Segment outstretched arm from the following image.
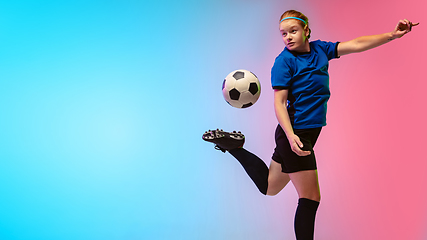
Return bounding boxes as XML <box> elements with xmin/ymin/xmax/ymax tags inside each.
<box><xmin>337</xmin><ymin>19</ymin><xmax>419</xmax><ymax>56</ymax></box>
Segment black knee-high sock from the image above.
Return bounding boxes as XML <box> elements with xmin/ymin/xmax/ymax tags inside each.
<box><xmin>228</xmin><ymin>148</ymin><xmax>269</xmax><ymax>195</ymax></box>
<box><xmin>294</xmin><ymin>198</ymin><xmax>320</xmax><ymax>240</ymax></box>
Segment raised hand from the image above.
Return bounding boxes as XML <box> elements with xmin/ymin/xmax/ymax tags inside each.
<box><xmin>393</xmin><ymin>19</ymin><xmax>419</xmax><ymax>38</ymax></box>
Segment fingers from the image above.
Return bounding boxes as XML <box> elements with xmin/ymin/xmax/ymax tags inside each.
<box><xmin>294</xmin><ymin>148</ymin><xmax>311</xmax><ymax>156</ymax></box>
<box><xmin>397</xmin><ymin>19</ymin><xmax>410</xmax><ymax>32</ymax></box>
<box><xmin>295</xmin><ymin>138</ymin><xmax>304</xmax><ymax>149</ymax></box>
<box><xmin>394</xmin><ymin>19</ymin><xmax>418</xmax><ymax>39</ymax></box>
<box><xmin>410</xmin><ymin>21</ymin><xmax>420</xmax><ymax>31</ymax></box>
<box><xmin>288</xmin><ymin>134</ymin><xmax>311</xmax><ymax>156</ymax></box>
<box><xmin>399</xmin><ymin>19</ymin><xmax>419</xmax><ymax>32</ymax></box>
<box><xmin>405</xmin><ymin>19</ymin><xmax>414</xmax><ymax>32</ymax></box>
<box><xmin>291</xmin><ymin>140</ymin><xmax>311</xmax><ymax>156</ymax></box>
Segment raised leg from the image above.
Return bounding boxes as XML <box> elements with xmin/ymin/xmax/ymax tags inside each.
<box><xmin>266</xmin><ymin>160</ymin><xmax>291</xmax><ymax>196</ymax></box>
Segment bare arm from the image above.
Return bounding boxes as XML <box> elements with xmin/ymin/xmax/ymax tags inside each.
<box><xmin>274</xmin><ymin>89</ymin><xmax>311</xmax><ymax>156</ymax></box>
<box><xmin>338</xmin><ymin>19</ymin><xmax>419</xmax><ymax>56</ymax></box>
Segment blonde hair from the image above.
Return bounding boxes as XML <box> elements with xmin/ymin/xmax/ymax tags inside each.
<box><xmin>280</xmin><ymin>10</ymin><xmax>311</xmax><ymax>39</ymax></box>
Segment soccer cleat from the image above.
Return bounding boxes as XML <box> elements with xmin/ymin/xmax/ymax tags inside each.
<box><xmin>202</xmin><ymin>129</ymin><xmax>245</xmax><ymax>152</ymax></box>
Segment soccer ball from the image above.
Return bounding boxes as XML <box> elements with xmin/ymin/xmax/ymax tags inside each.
<box><xmin>222</xmin><ymin>69</ymin><xmax>261</xmax><ymax>108</ymax></box>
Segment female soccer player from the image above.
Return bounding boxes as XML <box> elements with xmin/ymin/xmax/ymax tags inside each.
<box><xmin>203</xmin><ymin>10</ymin><xmax>418</xmax><ymax>240</ymax></box>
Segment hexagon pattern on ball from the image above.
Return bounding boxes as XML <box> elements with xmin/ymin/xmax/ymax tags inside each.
<box><xmin>222</xmin><ymin>69</ymin><xmax>261</xmax><ymax>108</ymax></box>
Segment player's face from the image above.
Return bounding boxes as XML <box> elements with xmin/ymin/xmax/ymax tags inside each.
<box><xmin>279</xmin><ymin>19</ymin><xmax>310</xmax><ymax>52</ymax></box>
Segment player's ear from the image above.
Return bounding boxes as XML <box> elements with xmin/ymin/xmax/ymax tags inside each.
<box><xmin>304</xmin><ymin>26</ymin><xmax>310</xmax><ymax>38</ymax></box>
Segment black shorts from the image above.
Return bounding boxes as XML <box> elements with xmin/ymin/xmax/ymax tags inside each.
<box><xmin>272</xmin><ymin>125</ymin><xmax>322</xmax><ymax>173</ymax></box>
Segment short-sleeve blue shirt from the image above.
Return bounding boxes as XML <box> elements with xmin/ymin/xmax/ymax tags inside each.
<box><xmin>271</xmin><ymin>40</ymin><xmax>339</xmax><ymax>129</ymax></box>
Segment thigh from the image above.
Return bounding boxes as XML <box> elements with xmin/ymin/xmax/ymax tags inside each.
<box><xmin>289</xmin><ymin>170</ymin><xmax>320</xmax><ymax>202</ymax></box>
<box><xmin>273</xmin><ymin>126</ymin><xmax>320</xmax><ymax>173</ymax></box>
<box><xmin>266</xmin><ymin>160</ymin><xmax>291</xmax><ymax>196</ymax></box>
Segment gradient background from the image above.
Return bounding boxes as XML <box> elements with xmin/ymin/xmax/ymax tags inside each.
<box><xmin>0</xmin><ymin>0</ymin><xmax>426</xmax><ymax>239</ymax></box>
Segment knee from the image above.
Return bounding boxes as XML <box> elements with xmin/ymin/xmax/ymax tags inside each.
<box><xmin>265</xmin><ymin>182</ymin><xmax>285</xmax><ymax>196</ymax></box>
<box><xmin>299</xmin><ymin>192</ymin><xmax>321</xmax><ymax>202</ymax></box>
<box><xmin>313</xmin><ymin>195</ymin><xmax>321</xmax><ymax>202</ymax></box>
<box><xmin>266</xmin><ymin>188</ymin><xmax>280</xmax><ymax>196</ymax></box>
<box><xmin>305</xmin><ymin>194</ymin><xmax>321</xmax><ymax>202</ymax></box>
<box><xmin>299</xmin><ymin>187</ymin><xmax>321</xmax><ymax>202</ymax></box>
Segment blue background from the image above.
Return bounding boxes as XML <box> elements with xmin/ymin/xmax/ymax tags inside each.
<box><xmin>0</xmin><ymin>1</ymin><xmax>293</xmax><ymax>239</ymax></box>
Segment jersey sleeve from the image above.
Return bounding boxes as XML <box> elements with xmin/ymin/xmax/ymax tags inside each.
<box><xmin>271</xmin><ymin>56</ymin><xmax>293</xmax><ymax>89</ymax></box>
<box><xmin>317</xmin><ymin>40</ymin><xmax>340</xmax><ymax>60</ymax></box>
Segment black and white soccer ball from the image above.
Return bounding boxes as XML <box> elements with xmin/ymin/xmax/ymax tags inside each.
<box><xmin>222</xmin><ymin>69</ymin><xmax>261</xmax><ymax>108</ymax></box>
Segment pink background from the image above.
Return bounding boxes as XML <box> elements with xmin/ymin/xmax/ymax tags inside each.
<box><xmin>263</xmin><ymin>0</ymin><xmax>427</xmax><ymax>239</ymax></box>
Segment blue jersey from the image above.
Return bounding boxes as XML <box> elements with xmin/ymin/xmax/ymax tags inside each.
<box><xmin>271</xmin><ymin>40</ymin><xmax>340</xmax><ymax>129</ymax></box>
